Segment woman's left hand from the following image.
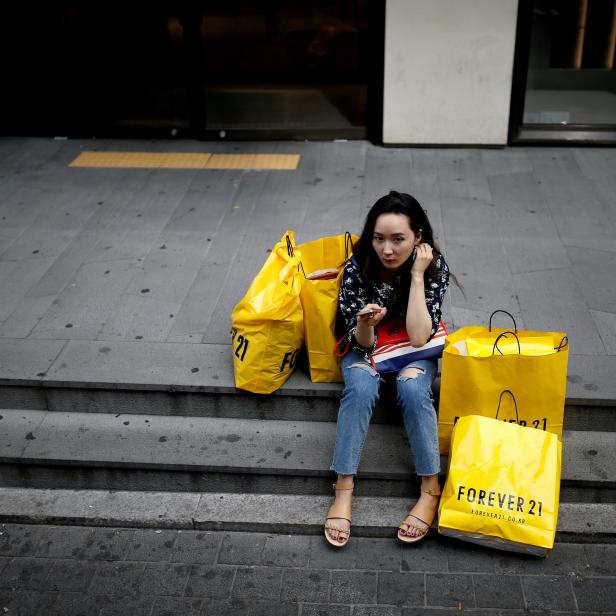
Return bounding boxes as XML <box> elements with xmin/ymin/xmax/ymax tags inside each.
<box><xmin>411</xmin><ymin>243</ymin><xmax>433</xmax><ymax>276</ymax></box>
<box><xmin>357</xmin><ymin>304</ymin><xmax>387</xmax><ymax>327</ymax></box>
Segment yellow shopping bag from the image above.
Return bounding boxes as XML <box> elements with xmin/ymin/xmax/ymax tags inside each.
<box><xmin>231</xmin><ymin>231</ymin><xmax>304</xmax><ymax>394</ymax></box>
<box><xmin>298</xmin><ymin>232</ymin><xmax>358</xmax><ymax>383</ymax></box>
<box><xmin>438</xmin><ymin>391</ymin><xmax>562</xmax><ymax>556</ymax></box>
<box><xmin>438</xmin><ymin>310</ymin><xmax>568</xmax><ymax>453</ymax></box>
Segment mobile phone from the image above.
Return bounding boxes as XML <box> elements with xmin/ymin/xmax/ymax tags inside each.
<box><xmin>357</xmin><ymin>306</ymin><xmax>375</xmax><ymax>317</ymax></box>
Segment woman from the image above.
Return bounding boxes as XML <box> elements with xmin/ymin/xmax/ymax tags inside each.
<box><xmin>325</xmin><ymin>191</ymin><xmax>450</xmax><ymax>547</ymax></box>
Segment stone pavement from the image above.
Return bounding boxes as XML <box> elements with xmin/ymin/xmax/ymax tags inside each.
<box><xmin>1</xmin><ymin>523</ymin><xmax>616</xmax><ymax>616</ymax></box>
<box><xmin>1</xmin><ymin>139</ymin><xmax>616</xmax><ymax>614</ymax></box>
<box><xmin>0</xmin><ymin>139</ymin><xmax>615</xmax><ymax>402</ymax></box>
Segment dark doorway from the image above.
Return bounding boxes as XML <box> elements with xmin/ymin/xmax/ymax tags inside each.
<box><xmin>1</xmin><ymin>1</ymin><xmax>384</xmax><ymax>141</ymax></box>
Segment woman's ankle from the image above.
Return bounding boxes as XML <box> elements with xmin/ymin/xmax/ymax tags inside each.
<box><xmin>420</xmin><ymin>475</ymin><xmax>440</xmax><ymax>494</ymax></box>
<box><xmin>336</xmin><ymin>474</ymin><xmax>354</xmax><ymax>489</ymax></box>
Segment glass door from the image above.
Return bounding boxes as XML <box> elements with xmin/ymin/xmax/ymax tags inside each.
<box><xmin>197</xmin><ymin>0</ymin><xmax>377</xmax><ymax>140</ymax></box>
<box><xmin>511</xmin><ymin>0</ymin><xmax>616</xmax><ymax>143</ymax></box>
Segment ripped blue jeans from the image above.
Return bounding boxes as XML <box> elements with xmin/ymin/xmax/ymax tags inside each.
<box><xmin>330</xmin><ymin>350</ymin><xmax>440</xmax><ymax>476</ymax></box>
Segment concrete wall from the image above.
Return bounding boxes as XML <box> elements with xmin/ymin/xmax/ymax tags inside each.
<box><xmin>383</xmin><ymin>0</ymin><xmax>519</xmax><ymax>145</ymax></box>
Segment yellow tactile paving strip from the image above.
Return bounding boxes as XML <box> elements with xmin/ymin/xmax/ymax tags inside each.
<box><xmin>206</xmin><ymin>153</ymin><xmax>300</xmax><ymax>170</ymax></box>
<box><xmin>69</xmin><ymin>151</ymin><xmax>300</xmax><ymax>170</ymax></box>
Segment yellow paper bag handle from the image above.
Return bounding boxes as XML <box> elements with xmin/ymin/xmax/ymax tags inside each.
<box><xmin>488</xmin><ymin>310</ymin><xmax>518</xmax><ymax>334</ymax></box>
<box><xmin>344</xmin><ymin>231</ymin><xmax>355</xmax><ymax>260</ymax></box>
<box><xmin>556</xmin><ymin>336</ymin><xmax>569</xmax><ymax>352</ymax></box>
<box><xmin>495</xmin><ymin>390</ymin><xmax>520</xmax><ymax>423</ymax></box>
<box><xmin>487</xmin><ymin>310</ymin><xmax>568</xmax><ymax>354</ymax></box>
<box><xmin>286</xmin><ymin>234</ymin><xmax>294</xmax><ymax>257</ymax></box>
<box><xmin>492</xmin><ymin>331</ymin><xmax>521</xmax><ymax>355</ymax></box>
<box><xmin>491</xmin><ymin>331</ymin><xmax>569</xmax><ymax>356</ymax></box>
<box><xmin>297</xmin><ymin>231</ymin><xmax>355</xmax><ymax>280</ymax></box>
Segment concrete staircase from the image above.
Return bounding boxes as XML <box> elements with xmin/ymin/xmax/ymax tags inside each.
<box><xmin>1</xmin><ymin>339</ymin><xmax>615</xmax><ymax>540</ymax></box>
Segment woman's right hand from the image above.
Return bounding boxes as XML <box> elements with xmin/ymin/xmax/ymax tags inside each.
<box><xmin>357</xmin><ymin>304</ymin><xmax>387</xmax><ymax>328</ymax></box>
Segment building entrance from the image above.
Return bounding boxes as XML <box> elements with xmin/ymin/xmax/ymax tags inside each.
<box><xmin>2</xmin><ymin>1</ymin><xmax>383</xmax><ymax>141</ymax></box>
<box><xmin>511</xmin><ymin>0</ymin><xmax>616</xmax><ymax>143</ymax></box>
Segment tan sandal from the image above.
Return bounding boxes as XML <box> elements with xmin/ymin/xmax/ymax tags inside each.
<box><xmin>398</xmin><ymin>486</ymin><xmax>441</xmax><ymax>544</ymax></box>
<box><xmin>324</xmin><ymin>481</ymin><xmax>354</xmax><ymax>548</ymax></box>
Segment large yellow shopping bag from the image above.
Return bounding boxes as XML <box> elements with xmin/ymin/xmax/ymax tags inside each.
<box><xmin>438</xmin><ymin>310</ymin><xmax>568</xmax><ymax>453</ymax></box>
<box><xmin>298</xmin><ymin>232</ymin><xmax>358</xmax><ymax>382</ymax></box>
<box><xmin>438</xmin><ymin>392</ymin><xmax>562</xmax><ymax>556</ymax></box>
<box><xmin>231</xmin><ymin>231</ymin><xmax>304</xmax><ymax>394</ymax></box>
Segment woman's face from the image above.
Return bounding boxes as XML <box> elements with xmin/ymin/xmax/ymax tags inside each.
<box><xmin>372</xmin><ymin>213</ymin><xmax>419</xmax><ymax>272</ymax></box>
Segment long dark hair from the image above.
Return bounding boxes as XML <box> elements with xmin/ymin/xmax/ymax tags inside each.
<box><xmin>354</xmin><ymin>191</ymin><xmax>443</xmax><ymax>287</ymax></box>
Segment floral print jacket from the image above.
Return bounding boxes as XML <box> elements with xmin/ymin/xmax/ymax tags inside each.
<box><xmin>338</xmin><ymin>254</ymin><xmax>449</xmax><ymax>358</ymax></box>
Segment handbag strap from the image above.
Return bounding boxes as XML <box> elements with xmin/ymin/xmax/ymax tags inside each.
<box><xmin>333</xmin><ymin>335</ymin><xmax>350</xmax><ymax>358</ymax></box>
<box><xmin>495</xmin><ymin>390</ymin><xmax>520</xmax><ymax>423</ymax></box>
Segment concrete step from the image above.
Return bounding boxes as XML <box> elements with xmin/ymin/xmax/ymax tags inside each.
<box><xmin>1</xmin><ymin>409</ymin><xmax>614</xmax><ymax>501</ymax></box>
<box><xmin>0</xmin><ymin>487</ymin><xmax>613</xmax><ymax>541</ymax></box>
<box><xmin>3</xmin><ymin>383</ymin><xmax>616</xmax><ymax>433</ymax></box>
<box><xmin>1</xmin><ymin>338</ymin><xmax>616</xmax><ymax>429</ymax></box>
